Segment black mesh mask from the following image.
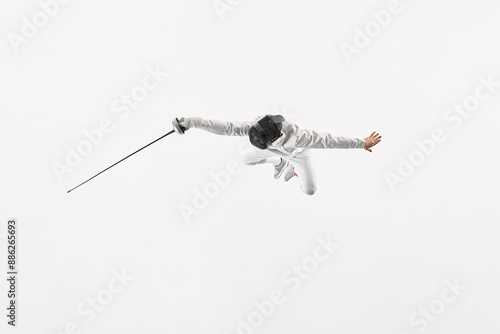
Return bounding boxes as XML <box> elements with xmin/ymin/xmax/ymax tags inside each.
<box><xmin>249</xmin><ymin>115</ymin><xmax>285</xmax><ymax>150</ymax></box>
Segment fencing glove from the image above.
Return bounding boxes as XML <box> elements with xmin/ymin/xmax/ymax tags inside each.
<box><xmin>172</xmin><ymin>117</ymin><xmax>188</xmax><ymax>135</ymax></box>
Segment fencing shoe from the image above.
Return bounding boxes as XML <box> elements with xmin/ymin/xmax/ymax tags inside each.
<box><xmin>274</xmin><ymin>158</ymin><xmax>288</xmax><ymax>179</ymax></box>
<box><xmin>283</xmin><ymin>164</ymin><xmax>298</xmax><ymax>182</ymax></box>
<box><xmin>274</xmin><ymin>159</ymin><xmax>298</xmax><ymax>181</ymax></box>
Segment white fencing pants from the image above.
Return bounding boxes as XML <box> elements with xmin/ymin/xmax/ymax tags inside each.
<box><xmin>242</xmin><ymin>148</ymin><xmax>317</xmax><ymax>195</ymax></box>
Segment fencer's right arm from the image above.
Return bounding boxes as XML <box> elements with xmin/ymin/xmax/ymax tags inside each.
<box><xmin>172</xmin><ymin>117</ymin><xmax>252</xmax><ymax>136</ymax></box>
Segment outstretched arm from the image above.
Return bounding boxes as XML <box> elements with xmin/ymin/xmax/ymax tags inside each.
<box><xmin>293</xmin><ymin>125</ymin><xmax>381</xmax><ymax>151</ymax></box>
<box><xmin>294</xmin><ymin>127</ymin><xmax>365</xmax><ymax>149</ymax></box>
<box><xmin>173</xmin><ymin>117</ymin><xmax>253</xmax><ymax>136</ymax></box>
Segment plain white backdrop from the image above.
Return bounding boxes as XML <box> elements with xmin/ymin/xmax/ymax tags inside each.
<box><xmin>1</xmin><ymin>0</ymin><xmax>500</xmax><ymax>333</ymax></box>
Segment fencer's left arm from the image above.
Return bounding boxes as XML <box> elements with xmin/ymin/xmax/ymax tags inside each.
<box><xmin>293</xmin><ymin>127</ymin><xmax>365</xmax><ymax>149</ymax></box>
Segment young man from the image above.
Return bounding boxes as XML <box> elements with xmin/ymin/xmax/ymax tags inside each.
<box><xmin>172</xmin><ymin>115</ymin><xmax>381</xmax><ymax>195</ymax></box>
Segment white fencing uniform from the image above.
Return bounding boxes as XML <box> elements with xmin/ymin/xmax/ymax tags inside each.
<box><xmin>181</xmin><ymin>116</ymin><xmax>365</xmax><ymax>195</ymax></box>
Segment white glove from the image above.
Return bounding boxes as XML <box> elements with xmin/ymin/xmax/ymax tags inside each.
<box><xmin>172</xmin><ymin>117</ymin><xmax>188</xmax><ymax>135</ymax></box>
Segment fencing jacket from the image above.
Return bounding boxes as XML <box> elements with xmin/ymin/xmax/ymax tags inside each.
<box><xmin>181</xmin><ymin>116</ymin><xmax>365</xmax><ymax>158</ymax></box>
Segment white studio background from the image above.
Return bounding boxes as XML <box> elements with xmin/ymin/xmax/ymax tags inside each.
<box><xmin>1</xmin><ymin>0</ymin><xmax>499</xmax><ymax>333</ymax></box>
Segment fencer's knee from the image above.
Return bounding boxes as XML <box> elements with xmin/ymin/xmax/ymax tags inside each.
<box><xmin>241</xmin><ymin>155</ymin><xmax>255</xmax><ymax>166</ymax></box>
<box><xmin>242</xmin><ymin>158</ymin><xmax>259</xmax><ymax>166</ymax></box>
<box><xmin>303</xmin><ymin>186</ymin><xmax>317</xmax><ymax>196</ymax></box>
<box><xmin>241</xmin><ymin>153</ymin><xmax>260</xmax><ymax>166</ymax></box>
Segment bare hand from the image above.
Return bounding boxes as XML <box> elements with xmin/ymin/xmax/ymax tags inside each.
<box><xmin>364</xmin><ymin>132</ymin><xmax>382</xmax><ymax>152</ymax></box>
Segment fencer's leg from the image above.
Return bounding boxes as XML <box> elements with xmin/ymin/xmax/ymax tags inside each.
<box><xmin>241</xmin><ymin>148</ymin><xmax>279</xmax><ymax>166</ymax></box>
<box><xmin>241</xmin><ymin>148</ymin><xmax>290</xmax><ymax>180</ymax></box>
<box><xmin>290</xmin><ymin>149</ymin><xmax>317</xmax><ymax>195</ymax></box>
<box><xmin>267</xmin><ymin>157</ymin><xmax>282</xmax><ymax>166</ymax></box>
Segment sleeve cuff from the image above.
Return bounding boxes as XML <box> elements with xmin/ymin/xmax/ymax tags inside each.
<box><xmin>358</xmin><ymin>138</ymin><xmax>365</xmax><ymax>149</ymax></box>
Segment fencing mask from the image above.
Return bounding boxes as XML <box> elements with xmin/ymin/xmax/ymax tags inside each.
<box><xmin>249</xmin><ymin>115</ymin><xmax>285</xmax><ymax>150</ymax></box>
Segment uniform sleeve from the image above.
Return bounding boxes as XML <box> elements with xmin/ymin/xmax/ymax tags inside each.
<box><xmin>294</xmin><ymin>127</ymin><xmax>365</xmax><ymax>149</ymax></box>
<box><xmin>182</xmin><ymin>117</ymin><xmax>253</xmax><ymax>136</ymax></box>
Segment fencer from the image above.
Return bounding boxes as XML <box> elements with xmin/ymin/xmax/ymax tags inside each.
<box><xmin>172</xmin><ymin>115</ymin><xmax>381</xmax><ymax>195</ymax></box>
